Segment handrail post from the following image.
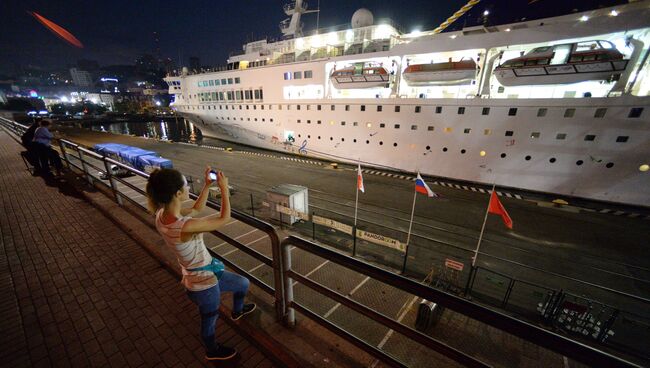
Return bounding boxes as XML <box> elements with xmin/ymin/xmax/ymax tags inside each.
<box><xmin>57</xmin><ymin>140</ymin><xmax>71</xmax><ymax>170</ymax></box>
<box><xmin>269</xmin><ymin>232</ymin><xmax>286</xmax><ymax>324</ymax></box>
<box><xmin>77</xmin><ymin>149</ymin><xmax>92</xmax><ymax>185</ymax></box>
<box><xmin>103</xmin><ymin>158</ymin><xmax>123</xmax><ymax>206</ymax></box>
<box><xmin>281</xmin><ymin>241</ymin><xmax>295</xmax><ymax>327</ymax></box>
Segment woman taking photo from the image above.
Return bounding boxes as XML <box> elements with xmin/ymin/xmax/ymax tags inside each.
<box><xmin>146</xmin><ymin>167</ymin><xmax>255</xmax><ymax>361</ymax></box>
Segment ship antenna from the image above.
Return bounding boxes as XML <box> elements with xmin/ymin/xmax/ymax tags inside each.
<box><xmin>432</xmin><ymin>0</ymin><xmax>481</xmax><ymax>34</ymax></box>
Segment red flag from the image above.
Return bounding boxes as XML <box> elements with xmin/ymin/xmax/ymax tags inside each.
<box><xmin>357</xmin><ymin>164</ymin><xmax>364</xmax><ymax>193</ymax></box>
<box><xmin>488</xmin><ymin>191</ymin><xmax>513</xmax><ymax>229</ymax></box>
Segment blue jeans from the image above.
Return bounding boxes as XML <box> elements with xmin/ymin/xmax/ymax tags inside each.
<box><xmin>186</xmin><ymin>271</ymin><xmax>250</xmax><ymax>351</ymax></box>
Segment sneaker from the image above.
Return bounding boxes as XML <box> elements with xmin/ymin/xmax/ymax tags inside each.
<box><xmin>205</xmin><ymin>345</ymin><xmax>237</xmax><ymax>361</ymax></box>
<box><xmin>231</xmin><ymin>303</ymin><xmax>256</xmax><ymax>321</ymax></box>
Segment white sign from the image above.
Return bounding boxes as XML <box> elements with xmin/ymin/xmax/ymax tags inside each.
<box><xmin>276</xmin><ymin>204</ymin><xmax>310</xmax><ymax>221</ymax></box>
<box><xmin>356</xmin><ymin>229</ymin><xmax>404</xmax><ymax>252</ymax></box>
<box><xmin>312</xmin><ymin>215</ymin><xmax>353</xmax><ymax>235</ymax></box>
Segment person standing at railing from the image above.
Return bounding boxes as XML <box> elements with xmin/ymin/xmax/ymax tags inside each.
<box><xmin>32</xmin><ymin>119</ymin><xmax>63</xmax><ymax>176</ymax></box>
<box><xmin>146</xmin><ymin>167</ymin><xmax>256</xmax><ymax>362</ymax></box>
<box><xmin>20</xmin><ymin>119</ymin><xmax>42</xmax><ymax>173</ymax></box>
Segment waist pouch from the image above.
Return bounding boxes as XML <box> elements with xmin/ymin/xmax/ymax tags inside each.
<box><xmin>187</xmin><ymin>258</ymin><xmax>224</xmax><ymax>279</ymax></box>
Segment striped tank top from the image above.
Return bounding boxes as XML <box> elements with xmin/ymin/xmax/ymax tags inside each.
<box><xmin>155</xmin><ymin>209</ymin><xmax>217</xmax><ymax>291</ymax></box>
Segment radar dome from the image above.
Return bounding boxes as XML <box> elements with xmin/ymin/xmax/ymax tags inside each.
<box><xmin>351</xmin><ymin>8</ymin><xmax>373</xmax><ymax>28</ymax></box>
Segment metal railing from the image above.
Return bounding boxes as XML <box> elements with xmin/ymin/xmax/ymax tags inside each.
<box><xmin>0</xmin><ymin>116</ymin><xmax>642</xmax><ymax>367</ymax></box>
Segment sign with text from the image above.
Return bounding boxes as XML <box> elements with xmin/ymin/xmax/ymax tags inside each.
<box><xmin>312</xmin><ymin>215</ymin><xmax>353</xmax><ymax>235</ymax></box>
<box><xmin>356</xmin><ymin>229</ymin><xmax>404</xmax><ymax>252</ymax></box>
<box><xmin>444</xmin><ymin>258</ymin><xmax>464</xmax><ymax>272</ymax></box>
<box><xmin>276</xmin><ymin>204</ymin><xmax>310</xmax><ymax>221</ymax></box>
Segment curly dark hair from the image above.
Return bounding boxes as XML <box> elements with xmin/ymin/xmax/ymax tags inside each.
<box><xmin>146</xmin><ymin>168</ymin><xmax>185</xmax><ymax>212</ymax></box>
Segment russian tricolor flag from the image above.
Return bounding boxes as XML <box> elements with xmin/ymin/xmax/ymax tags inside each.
<box><xmin>415</xmin><ymin>173</ymin><xmax>438</xmax><ymax>197</ymax></box>
<box><xmin>357</xmin><ymin>163</ymin><xmax>364</xmax><ymax>193</ymax></box>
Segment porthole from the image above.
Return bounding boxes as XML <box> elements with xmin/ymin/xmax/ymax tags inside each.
<box><xmin>500</xmin><ymin>153</ymin><xmax>506</xmax><ymax>158</ymax></box>
<box><xmin>341</xmin><ymin>138</ymin><xmax>345</xmax><ymax>142</ymax></box>
<box><xmin>379</xmin><ymin>141</ymin><xmax>383</xmax><ymax>145</ymax></box>
<box><xmin>298</xmin><ymin>134</ymin><xmax>301</xmax><ymax>138</ymax></box>
<box><xmin>576</xmin><ymin>160</ymin><xmax>583</xmax><ymax>166</ymax></box>
<box><xmin>393</xmin><ymin>143</ymin><xmax>398</xmax><ymax>147</ymax></box>
<box><xmin>525</xmin><ymin>155</ymin><xmax>531</xmax><ymax>161</ymax></box>
<box><xmin>308</xmin><ymin>135</ymin><xmax>311</xmax><ymax>138</ymax></box>
<box><xmin>366</xmin><ymin>140</ymin><xmax>370</xmax><ymax>144</ymax></box>
<box><xmin>330</xmin><ymin>137</ymin><xmax>333</xmax><ymax>140</ymax></box>
<box><xmin>461</xmin><ymin>149</ymin><xmax>466</xmax><ymax>154</ymax></box>
<box><xmin>318</xmin><ymin>136</ymin><xmax>321</xmax><ymax>139</ymax></box>
<box><xmin>549</xmin><ymin>157</ymin><xmax>556</xmax><ymax>163</ymax></box>
<box><xmin>353</xmin><ymin>139</ymin><xmax>357</xmax><ymax>143</ymax></box>
<box><xmin>426</xmin><ymin>145</ymin><xmax>431</xmax><ymax>150</ymax></box>
<box><xmin>442</xmin><ymin>147</ymin><xmax>448</xmax><ymax>152</ymax></box>
<box><xmin>606</xmin><ymin>162</ymin><xmax>614</xmax><ymax>168</ymax></box>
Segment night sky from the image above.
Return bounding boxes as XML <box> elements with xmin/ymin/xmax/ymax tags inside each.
<box><xmin>0</xmin><ymin>0</ymin><xmax>626</xmax><ymax>76</ymax></box>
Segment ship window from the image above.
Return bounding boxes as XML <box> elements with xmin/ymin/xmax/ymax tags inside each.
<box><xmin>393</xmin><ymin>143</ymin><xmax>398</xmax><ymax>147</ymax></box>
<box><xmin>330</xmin><ymin>137</ymin><xmax>334</xmax><ymax>140</ymax></box>
<box><xmin>353</xmin><ymin>122</ymin><xmax>358</xmax><ymax>126</ymax></box>
<box><xmin>616</xmin><ymin>136</ymin><xmax>628</xmax><ymax>142</ymax></box>
<box><xmin>628</xmin><ymin>107</ymin><xmax>643</xmax><ymax>118</ymax></box>
<box><xmin>394</xmin><ymin>106</ymin><xmax>400</xmax><ymax>112</ymax></box>
<box><xmin>508</xmin><ymin>108</ymin><xmax>518</xmax><ymax>116</ymax></box>
<box><xmin>594</xmin><ymin>108</ymin><xmax>607</xmax><ymax>118</ymax></box>
<box><xmin>294</xmin><ymin>71</ymin><xmax>302</xmax><ymax>79</ymax></box>
<box><xmin>415</xmin><ymin>106</ymin><xmax>421</xmax><ymax>113</ymax></box>
<box><xmin>457</xmin><ymin>107</ymin><xmax>465</xmax><ymax>114</ymax></box>
<box><xmin>537</xmin><ymin>108</ymin><xmax>547</xmax><ymax>117</ymax></box>
<box><xmin>606</xmin><ymin>162</ymin><xmax>614</xmax><ymax>168</ymax></box>
<box><xmin>366</xmin><ymin>140</ymin><xmax>370</xmax><ymax>144</ymax></box>
<box><xmin>380</xmin><ymin>123</ymin><xmax>385</xmax><ymax>128</ymax></box>
<box><xmin>246</xmin><ymin>105</ymin><xmax>250</xmax><ymax>110</ymax></box>
<box><xmin>377</xmin><ymin>105</ymin><xmax>383</xmax><ymax>112</ymax></box>
<box><xmin>228</xmin><ymin>78</ymin><xmax>233</xmax><ymax>84</ymax></box>
<box><xmin>498</xmin><ymin>86</ymin><xmax>505</xmax><ymax>93</ymax></box>
<box><xmin>584</xmin><ymin>135</ymin><xmax>596</xmax><ymax>141</ymax></box>
<box><xmin>341</xmin><ymin>121</ymin><xmax>346</xmax><ymax>126</ymax></box>
<box><xmin>239</xmin><ymin>105</ymin><xmax>242</xmax><ymax>110</ymax></box>
<box><xmin>342</xmin><ymin>138</ymin><xmax>345</xmax><ymax>142</ymax></box>
<box><xmin>345</xmin><ymin>105</ymin><xmax>350</xmax><ymax>111</ymax></box>
<box><xmin>556</xmin><ymin>133</ymin><xmax>567</xmax><ymax>140</ymax></box>
<box><xmin>235</xmin><ymin>77</ymin><xmax>241</xmax><ymax>84</ymax></box>
<box><xmin>297</xmin><ymin>119</ymin><xmax>301</xmax><ymax>123</ymax></box>
<box><xmin>576</xmin><ymin>160</ymin><xmax>583</xmax><ymax>166</ymax></box>
<box><xmin>500</xmin><ymin>153</ymin><xmax>506</xmax><ymax>158</ymax></box>
<box><xmin>531</xmin><ymin>132</ymin><xmax>540</xmax><ymax>139</ymax></box>
<box><xmin>564</xmin><ymin>108</ymin><xmax>575</xmax><ymax>118</ymax></box>
<box><xmin>394</xmin><ymin>124</ymin><xmax>400</xmax><ymax>129</ymax></box>
<box><xmin>428</xmin><ymin>126</ymin><xmax>434</xmax><ymax>131</ymax></box>
<box><xmin>221</xmin><ymin>79</ymin><xmax>227</xmax><ymax>84</ymax></box>
<box><xmin>254</xmin><ymin>105</ymin><xmax>257</xmax><ymax>110</ymax></box>
<box><xmin>379</xmin><ymin>141</ymin><xmax>383</xmax><ymax>145</ymax></box>
<box><xmin>505</xmin><ymin>130</ymin><xmax>514</xmax><ymax>136</ymax></box>
<box><xmin>353</xmin><ymin>139</ymin><xmax>357</xmax><ymax>143</ymax></box>
<box><xmin>484</xmin><ymin>129</ymin><xmax>491</xmax><ymax>135</ymax></box>
<box><xmin>361</xmin><ymin>105</ymin><xmax>365</xmax><ymax>111</ymax></box>
<box><xmin>444</xmin><ymin>127</ymin><xmax>453</xmax><ymax>133</ymax></box>
<box><xmin>287</xmin><ymin>105</ymin><xmax>290</xmax><ymax>110</ymax></box>
<box><xmin>525</xmin><ymin>155</ymin><xmax>531</xmax><ymax>161</ymax></box>
<box><xmin>435</xmin><ymin>106</ymin><xmax>442</xmax><ymax>114</ymax></box>
<box><xmin>318</xmin><ymin>136</ymin><xmax>321</xmax><ymax>139</ymax></box>
<box><xmin>297</xmin><ymin>105</ymin><xmax>301</xmax><ymax>110</ymax></box>
<box><xmin>271</xmin><ymin>118</ymin><xmax>274</xmax><ymax>122</ymax></box>
<box><xmin>411</xmin><ymin>125</ymin><xmax>417</xmax><ymax>130</ymax></box>
<box><xmin>549</xmin><ymin>157</ymin><xmax>556</xmax><ymax>163</ymax></box>
<box><xmin>278</xmin><ymin>104</ymin><xmax>282</xmax><ymax>110</ymax></box>
<box><xmin>304</xmin><ymin>70</ymin><xmax>313</xmax><ymax>78</ymax></box>
<box><xmin>461</xmin><ymin>149</ymin><xmax>466</xmax><ymax>154</ymax></box>
<box><xmin>442</xmin><ymin>147</ymin><xmax>448</xmax><ymax>152</ymax></box>
<box><xmin>331</xmin><ymin>105</ymin><xmax>335</xmax><ymax>111</ymax></box>
<box><xmin>367</xmin><ymin>123</ymin><xmax>372</xmax><ymax>128</ymax></box>
<box><xmin>307</xmin><ymin>120</ymin><xmax>311</xmax><ymax>124</ymax></box>
<box><xmin>426</xmin><ymin>145</ymin><xmax>430</xmax><ymax>150</ymax></box>
<box><xmin>464</xmin><ymin>128</ymin><xmax>471</xmax><ymax>134</ymax></box>
<box><xmin>317</xmin><ymin>120</ymin><xmax>321</xmax><ymax>124</ymax></box>
<box><xmin>482</xmin><ymin>107</ymin><xmax>490</xmax><ymax>115</ymax></box>
<box><xmin>215</xmin><ymin>80</ymin><xmax>220</xmax><ymax>86</ymax></box>
<box><xmin>209</xmin><ymin>80</ymin><xmax>214</xmax><ymax>86</ymax></box>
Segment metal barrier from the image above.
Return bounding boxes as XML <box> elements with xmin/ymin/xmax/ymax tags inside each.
<box><xmin>0</xmin><ymin>116</ymin><xmax>643</xmax><ymax>367</ymax></box>
<box><xmin>281</xmin><ymin>235</ymin><xmax>639</xmax><ymax>368</ymax></box>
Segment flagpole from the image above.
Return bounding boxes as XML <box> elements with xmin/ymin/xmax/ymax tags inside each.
<box><xmin>354</xmin><ymin>159</ymin><xmax>360</xmax><ymax>227</ymax></box>
<box><xmin>472</xmin><ymin>183</ymin><xmax>495</xmax><ymax>267</ymax></box>
<box><xmin>401</xmin><ymin>184</ymin><xmax>418</xmax><ymax>274</ymax></box>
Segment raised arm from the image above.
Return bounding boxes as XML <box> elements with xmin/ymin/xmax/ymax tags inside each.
<box><xmin>180</xmin><ymin>166</ymin><xmax>213</xmax><ymax>217</ymax></box>
<box><xmin>181</xmin><ymin>172</ymin><xmax>231</xmax><ymax>233</ymax></box>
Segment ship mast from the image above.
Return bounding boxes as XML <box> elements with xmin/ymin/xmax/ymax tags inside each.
<box><xmin>280</xmin><ymin>0</ymin><xmax>319</xmax><ymax>39</ymax></box>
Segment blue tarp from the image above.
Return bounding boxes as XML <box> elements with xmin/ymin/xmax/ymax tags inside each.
<box><xmin>137</xmin><ymin>155</ymin><xmax>173</xmax><ymax>169</ymax></box>
<box><xmin>118</xmin><ymin>148</ymin><xmax>157</xmax><ymax>168</ymax></box>
<box><xmin>94</xmin><ymin>143</ymin><xmax>129</xmax><ymax>156</ymax></box>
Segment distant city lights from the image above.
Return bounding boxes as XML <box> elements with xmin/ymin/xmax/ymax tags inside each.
<box><xmin>580</xmin><ymin>15</ymin><xmax>589</xmax><ymax>22</ymax></box>
<box><xmin>29</xmin><ymin>90</ymin><xmax>38</xmax><ymax>97</ymax></box>
<box><xmin>609</xmin><ymin>10</ymin><xmax>619</xmax><ymax>17</ymax></box>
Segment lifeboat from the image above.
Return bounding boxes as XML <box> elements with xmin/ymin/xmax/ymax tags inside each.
<box><xmin>494</xmin><ymin>40</ymin><xmax>629</xmax><ymax>86</ymax></box>
<box><xmin>330</xmin><ymin>62</ymin><xmax>390</xmax><ymax>89</ymax></box>
<box><xmin>402</xmin><ymin>59</ymin><xmax>477</xmax><ymax>85</ymax></box>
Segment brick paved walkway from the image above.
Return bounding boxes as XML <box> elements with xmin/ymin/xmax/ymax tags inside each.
<box><xmin>0</xmin><ymin>130</ymin><xmax>276</xmax><ymax>367</ymax></box>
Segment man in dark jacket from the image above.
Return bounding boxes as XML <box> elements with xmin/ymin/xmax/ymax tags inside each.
<box><xmin>20</xmin><ymin>120</ymin><xmax>42</xmax><ymax>173</ymax></box>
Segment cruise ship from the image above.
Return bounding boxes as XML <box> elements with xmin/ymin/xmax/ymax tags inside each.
<box><xmin>165</xmin><ymin>1</ymin><xmax>650</xmax><ymax>207</ymax></box>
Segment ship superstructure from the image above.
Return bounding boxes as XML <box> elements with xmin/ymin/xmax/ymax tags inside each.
<box><xmin>165</xmin><ymin>2</ymin><xmax>650</xmax><ymax>206</ymax></box>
